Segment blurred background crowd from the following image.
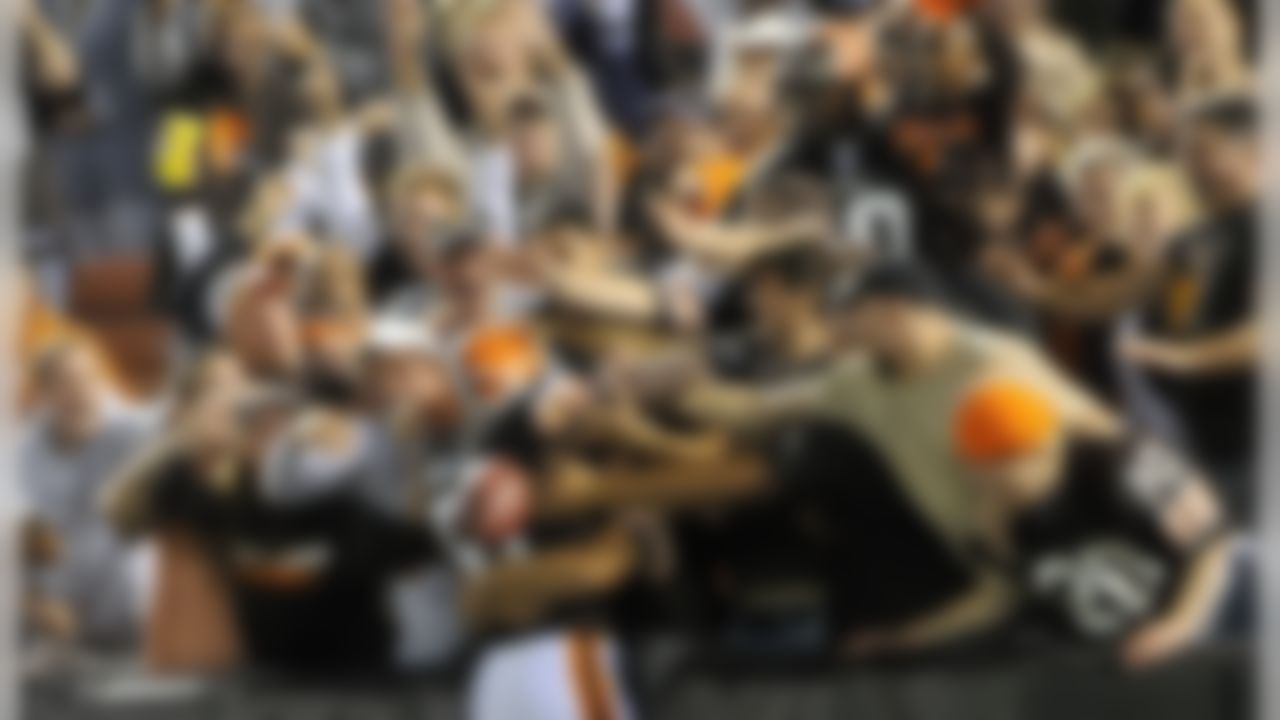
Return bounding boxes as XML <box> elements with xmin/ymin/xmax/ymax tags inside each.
<box><xmin>14</xmin><ymin>0</ymin><xmax>1260</xmax><ymax>715</ymax></box>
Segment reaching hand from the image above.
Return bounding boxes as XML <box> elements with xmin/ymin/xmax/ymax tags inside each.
<box><xmin>1121</xmin><ymin>618</ymin><xmax>1194</xmax><ymax>671</ymax></box>
<box><xmin>1119</xmin><ymin>335</ymin><xmax>1195</xmax><ymax>375</ymax></box>
<box><xmin>844</xmin><ymin>627</ymin><xmax>907</xmax><ymax>660</ymax></box>
<box><xmin>384</xmin><ymin>0</ymin><xmax>428</xmax><ymax>60</ymax></box>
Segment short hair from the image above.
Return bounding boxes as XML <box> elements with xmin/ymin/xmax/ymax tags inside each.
<box><xmin>742</xmin><ymin>245</ymin><xmax>830</xmax><ymax>292</ymax></box>
<box><xmin>31</xmin><ymin>339</ymin><xmax>82</xmax><ymax>389</ymax></box>
<box><xmin>1185</xmin><ymin>93</ymin><xmax>1257</xmax><ymax>139</ymax></box>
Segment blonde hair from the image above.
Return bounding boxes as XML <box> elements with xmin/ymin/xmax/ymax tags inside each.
<box><xmin>389</xmin><ymin>165</ymin><xmax>466</xmax><ymax>215</ymax></box>
<box><xmin>439</xmin><ymin>0</ymin><xmax>519</xmax><ymax>58</ymax></box>
<box><xmin>1114</xmin><ymin>163</ymin><xmax>1202</xmax><ymax>251</ymax></box>
<box><xmin>1059</xmin><ymin>135</ymin><xmax>1141</xmax><ymax>197</ymax></box>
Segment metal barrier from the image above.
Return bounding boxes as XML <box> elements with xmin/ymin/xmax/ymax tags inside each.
<box><xmin>24</xmin><ymin>643</ymin><xmax>1248</xmax><ymax>720</ymax></box>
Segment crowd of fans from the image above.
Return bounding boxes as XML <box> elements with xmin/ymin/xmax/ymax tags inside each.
<box><xmin>16</xmin><ymin>0</ymin><xmax>1259</xmax><ymax>715</ymax></box>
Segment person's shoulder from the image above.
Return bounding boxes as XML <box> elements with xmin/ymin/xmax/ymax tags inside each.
<box><xmin>822</xmin><ymin>352</ymin><xmax>874</xmax><ymax>383</ymax></box>
<box><xmin>17</xmin><ymin>419</ymin><xmax>51</xmax><ymax>464</ymax></box>
<box><xmin>962</xmin><ymin>321</ymin><xmax>1039</xmax><ymax>363</ymax></box>
<box><xmin>101</xmin><ymin>401</ymin><xmax>162</xmax><ymax>447</ymax></box>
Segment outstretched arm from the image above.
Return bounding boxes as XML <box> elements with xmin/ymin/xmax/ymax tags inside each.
<box><xmin>1122</xmin><ymin>320</ymin><xmax>1259</xmax><ymax>377</ymax></box>
<box><xmin>539</xmin><ymin>453</ymin><xmax>766</xmax><ymax>519</ymax></box>
<box><xmin>383</xmin><ymin>0</ymin><xmax>469</xmax><ymax>181</ymax></box>
<box><xmin>1122</xmin><ymin>456</ymin><xmax>1234</xmax><ymax>670</ymax></box>
<box><xmin>462</xmin><ymin>522</ymin><xmax>638</xmax><ymax>630</ymax></box>
<box><xmin>100</xmin><ymin>433</ymin><xmax>183</xmax><ymax>537</ymax></box>
<box><xmin>846</xmin><ymin>570</ymin><xmax>1014</xmax><ymax>658</ymax></box>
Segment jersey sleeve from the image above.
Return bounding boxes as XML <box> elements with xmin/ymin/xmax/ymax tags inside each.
<box><xmin>1122</xmin><ymin>440</ymin><xmax>1196</xmax><ymax>511</ymax></box>
<box><xmin>1120</xmin><ymin>439</ymin><xmax>1228</xmax><ymax>552</ymax></box>
<box><xmin>758</xmin><ymin>355</ymin><xmax>874</xmax><ymax>426</ymax></box>
<box><xmin>148</xmin><ymin>461</ymin><xmax>221</xmax><ymax>534</ymax></box>
<box><xmin>340</xmin><ymin>500</ymin><xmax>441</xmax><ymax>574</ymax></box>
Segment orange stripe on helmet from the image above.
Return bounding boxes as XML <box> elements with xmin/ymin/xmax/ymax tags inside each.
<box><xmin>953</xmin><ymin>378</ymin><xmax>1060</xmax><ymax>463</ymax></box>
<box><xmin>461</xmin><ymin>324</ymin><xmax>545</xmax><ymax>400</ymax></box>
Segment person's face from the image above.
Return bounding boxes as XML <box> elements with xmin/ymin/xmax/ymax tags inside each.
<box><xmin>308</xmin><ymin>325</ymin><xmax>365</xmax><ymax>379</ymax></box>
<box><xmin>241</xmin><ymin>403</ymin><xmax>293</xmax><ymax>461</ymax></box>
<box><xmin>841</xmin><ymin>298</ymin><xmax>929</xmax><ymax>361</ymax></box>
<box><xmin>205</xmin><ymin>353</ymin><xmax>249</xmax><ymax>399</ymax></box>
<box><xmin>261</xmin><ymin>244</ymin><xmax>312</xmax><ymax>296</ymax></box>
<box><xmin>510</xmin><ymin>117</ymin><xmax>562</xmax><ymax>180</ymax></box>
<box><xmin>666</xmin><ymin>116</ymin><xmax>717</xmax><ymax>161</ymax></box>
<box><xmin>369</xmin><ymin>352</ymin><xmax>457</xmax><ymax>423</ymax></box>
<box><xmin>368</xmin><ymin>353</ymin><xmax>416</xmax><ymax>411</ymax></box>
<box><xmin>1123</xmin><ymin>73</ymin><xmax>1175</xmax><ymax>142</ymax></box>
<box><xmin>1076</xmin><ymin>159</ymin><xmax>1127</xmax><ymax>236</ymax></box>
<box><xmin>749</xmin><ymin>277</ymin><xmax>817</xmax><ymax>344</ymax></box>
<box><xmin>968</xmin><ymin>439</ymin><xmax>1063</xmax><ymax>510</ymax></box>
<box><xmin>43</xmin><ymin>349</ymin><xmax>104</xmax><ymax>438</ymax></box>
<box><xmin>933</xmin><ymin>21</ymin><xmax>985</xmax><ymax>94</ymax></box>
<box><xmin>186</xmin><ymin>381</ymin><xmax>244</xmax><ymax>457</ymax></box>
<box><xmin>1119</xmin><ymin>175</ymin><xmax>1196</xmax><ymax>255</ymax></box>
<box><xmin>719</xmin><ymin>50</ymin><xmax>784</xmax><ymax>136</ymax></box>
<box><xmin>301</xmin><ymin>68</ymin><xmax>343</xmax><ymax>119</ymax></box>
<box><xmin>393</xmin><ymin>186</ymin><xmax>460</xmax><ymax>272</ymax></box>
<box><xmin>468</xmin><ymin>7</ymin><xmax>525</xmax><ymax>75</ymax></box>
<box><xmin>436</xmin><ymin>249</ymin><xmax>491</xmax><ymax>303</ymax></box>
<box><xmin>974</xmin><ymin>181</ymin><xmax>1022</xmax><ymax>237</ymax></box>
<box><xmin>1182</xmin><ymin>125</ymin><xmax>1257</xmax><ymax>206</ymax></box>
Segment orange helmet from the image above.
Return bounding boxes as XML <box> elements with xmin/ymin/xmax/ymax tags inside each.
<box><xmin>915</xmin><ymin>0</ymin><xmax>979</xmax><ymax>22</ymax></box>
<box><xmin>953</xmin><ymin>378</ymin><xmax>1060</xmax><ymax>463</ymax></box>
<box><xmin>461</xmin><ymin>324</ymin><xmax>545</xmax><ymax>402</ymax></box>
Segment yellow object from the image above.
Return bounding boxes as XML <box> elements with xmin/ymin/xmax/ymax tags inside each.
<box><xmin>154</xmin><ymin>112</ymin><xmax>206</xmax><ymax>192</ymax></box>
<box><xmin>462</xmin><ymin>324</ymin><xmax>544</xmax><ymax>400</ymax></box>
<box><xmin>694</xmin><ymin>152</ymin><xmax>749</xmax><ymax>218</ymax></box>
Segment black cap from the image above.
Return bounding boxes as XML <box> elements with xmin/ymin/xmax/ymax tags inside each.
<box><xmin>827</xmin><ymin>261</ymin><xmax>946</xmax><ymax>310</ymax></box>
<box><xmin>741</xmin><ymin>244</ymin><xmax>830</xmax><ymax>290</ymax></box>
<box><xmin>432</xmin><ymin>223</ymin><xmax>485</xmax><ymax>259</ymax></box>
<box><xmin>1186</xmin><ymin>93</ymin><xmax>1257</xmax><ymax>138</ymax></box>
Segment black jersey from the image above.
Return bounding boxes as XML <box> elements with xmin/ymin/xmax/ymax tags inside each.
<box><xmin>1142</xmin><ymin>206</ymin><xmax>1258</xmax><ymax>467</ymax></box>
<box><xmin>1006</xmin><ymin>439</ymin><xmax>1216</xmax><ymax>640</ymax></box>
<box><xmin>443</xmin><ymin>385</ymin><xmax>624</xmax><ymax>633</ymax></box>
<box><xmin>674</xmin><ymin>420</ymin><xmax>971</xmax><ymax>642</ymax></box>
<box><xmin>149</xmin><ymin>457</ymin><xmax>438</xmax><ymax>675</ymax></box>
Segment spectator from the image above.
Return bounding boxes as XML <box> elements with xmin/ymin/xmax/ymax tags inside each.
<box><xmin>20</xmin><ymin>340</ymin><xmax>153</xmax><ymax>652</ymax></box>
<box><xmin>104</xmin><ymin>352</ymin><xmax>441</xmax><ymax>676</ymax></box>
<box><xmin>1123</xmin><ymin>95</ymin><xmax>1259</xmax><ymax>516</ymax></box>
<box><xmin>13</xmin><ymin>0</ymin><xmax>1261</xmax><ymax>705</ymax></box>
<box><xmin>938</xmin><ymin>379</ymin><xmax>1240</xmax><ymax>670</ymax></box>
<box><xmin>647</xmin><ymin>262</ymin><xmax>1120</xmax><ymax>650</ymax></box>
